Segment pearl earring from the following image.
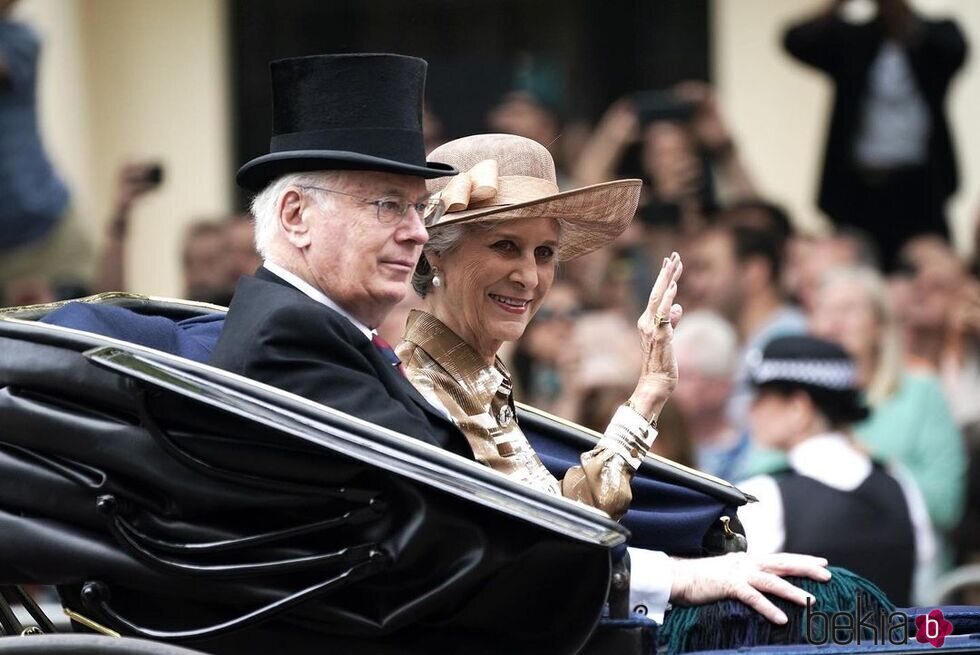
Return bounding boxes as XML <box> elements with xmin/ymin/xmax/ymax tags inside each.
<box><xmin>431</xmin><ymin>268</ymin><xmax>442</xmax><ymax>288</ymax></box>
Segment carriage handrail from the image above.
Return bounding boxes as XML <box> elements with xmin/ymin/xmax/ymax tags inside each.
<box><xmin>80</xmin><ymin>341</ymin><xmax>628</xmax><ymax>548</ymax></box>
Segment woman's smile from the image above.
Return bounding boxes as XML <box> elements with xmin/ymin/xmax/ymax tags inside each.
<box><xmin>488</xmin><ymin>292</ymin><xmax>532</xmax><ymax>314</ymax></box>
<box><xmin>425</xmin><ymin>216</ymin><xmax>559</xmax><ymax>361</ymax></box>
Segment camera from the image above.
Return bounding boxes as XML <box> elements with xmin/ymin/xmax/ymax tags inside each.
<box><xmin>633</xmin><ymin>90</ymin><xmax>695</xmax><ymax>125</ymax></box>
<box><xmin>142</xmin><ymin>163</ymin><xmax>164</xmax><ymax>187</ymax></box>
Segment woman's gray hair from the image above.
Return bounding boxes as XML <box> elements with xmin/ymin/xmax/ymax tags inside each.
<box><xmin>411</xmin><ymin>218</ymin><xmax>564</xmax><ymax>297</ymax></box>
<box><xmin>250</xmin><ymin>171</ymin><xmax>341</xmax><ymax>259</ymax></box>
<box><xmin>816</xmin><ymin>265</ymin><xmax>901</xmax><ymax>405</ymax></box>
<box><xmin>411</xmin><ymin>222</ymin><xmax>486</xmax><ymax>297</ymax></box>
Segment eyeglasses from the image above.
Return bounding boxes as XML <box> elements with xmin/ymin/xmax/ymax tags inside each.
<box><xmin>300</xmin><ymin>185</ymin><xmax>440</xmax><ymax>227</ymax></box>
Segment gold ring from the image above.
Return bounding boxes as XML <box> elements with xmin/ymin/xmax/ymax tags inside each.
<box><xmin>654</xmin><ymin>313</ymin><xmax>670</xmax><ymax>327</ymax></box>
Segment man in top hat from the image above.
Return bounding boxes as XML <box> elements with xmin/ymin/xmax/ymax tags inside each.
<box><xmin>211</xmin><ymin>53</ymin><xmax>471</xmax><ymax>457</ymax></box>
<box><xmin>211</xmin><ymin>52</ymin><xmax>830</xmax><ymax>627</ymax></box>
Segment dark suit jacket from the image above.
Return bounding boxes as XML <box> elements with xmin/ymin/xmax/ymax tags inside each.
<box><xmin>210</xmin><ymin>268</ymin><xmax>472</xmax><ymax>459</ymax></box>
<box><xmin>784</xmin><ymin>13</ymin><xmax>967</xmax><ymax>223</ymax></box>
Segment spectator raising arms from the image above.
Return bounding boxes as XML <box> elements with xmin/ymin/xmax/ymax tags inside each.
<box><xmin>573</xmin><ymin>82</ymin><xmax>758</xmax><ymax>233</ymax></box>
<box><xmin>894</xmin><ymin>237</ymin><xmax>980</xmax><ymax>429</ymax></box>
<box><xmin>783</xmin><ymin>0</ymin><xmax>967</xmax><ymax>270</ymax></box>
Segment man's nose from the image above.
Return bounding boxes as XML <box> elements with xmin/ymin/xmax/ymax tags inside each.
<box><xmin>396</xmin><ymin>206</ymin><xmax>429</xmax><ymax>245</ymax></box>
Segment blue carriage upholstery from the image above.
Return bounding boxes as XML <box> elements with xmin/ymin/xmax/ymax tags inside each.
<box><xmin>40</xmin><ymin>302</ymin><xmax>224</xmax><ymax>362</ymax></box>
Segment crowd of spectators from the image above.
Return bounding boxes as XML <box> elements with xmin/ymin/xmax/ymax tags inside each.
<box><xmin>432</xmin><ymin>0</ymin><xmax>974</xmax><ymax>605</ymax></box>
<box><xmin>3</xmin><ymin>0</ymin><xmax>979</xmax><ymax>606</ymax></box>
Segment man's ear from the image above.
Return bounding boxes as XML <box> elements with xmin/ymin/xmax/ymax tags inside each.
<box><xmin>278</xmin><ymin>187</ymin><xmax>312</xmax><ymax>249</ymax></box>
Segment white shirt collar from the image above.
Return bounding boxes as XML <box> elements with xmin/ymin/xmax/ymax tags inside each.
<box><xmin>786</xmin><ymin>432</ymin><xmax>872</xmax><ymax>492</ymax></box>
<box><xmin>261</xmin><ymin>261</ymin><xmax>374</xmax><ymax>341</ymax></box>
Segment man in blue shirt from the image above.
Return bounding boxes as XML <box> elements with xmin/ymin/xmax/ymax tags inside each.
<box><xmin>0</xmin><ymin>0</ymin><xmax>92</xmax><ymax>303</ymax></box>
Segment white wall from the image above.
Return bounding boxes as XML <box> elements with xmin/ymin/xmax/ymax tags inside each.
<box><xmin>712</xmin><ymin>0</ymin><xmax>980</xmax><ymax>253</ymax></box>
<box><xmin>13</xmin><ymin>0</ymin><xmax>232</xmax><ymax>296</ymax></box>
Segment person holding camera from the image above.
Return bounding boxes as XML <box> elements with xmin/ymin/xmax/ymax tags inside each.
<box><xmin>569</xmin><ymin>83</ymin><xmax>761</xmax><ymax>315</ymax></box>
<box><xmin>783</xmin><ymin>0</ymin><xmax>967</xmax><ymax>271</ymax></box>
<box><xmin>573</xmin><ymin>81</ymin><xmax>758</xmax><ymax>234</ymax></box>
<box><xmin>94</xmin><ymin>161</ymin><xmax>163</xmax><ymax>293</ymax></box>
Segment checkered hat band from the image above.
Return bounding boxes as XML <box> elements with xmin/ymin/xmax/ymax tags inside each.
<box><xmin>752</xmin><ymin>359</ymin><xmax>857</xmax><ymax>390</ymax></box>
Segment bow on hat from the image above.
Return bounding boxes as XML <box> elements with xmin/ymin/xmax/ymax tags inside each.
<box><xmin>426</xmin><ymin>159</ymin><xmax>561</xmax><ymax>226</ymax></box>
<box><xmin>422</xmin><ymin>133</ymin><xmax>641</xmax><ymax>260</ymax></box>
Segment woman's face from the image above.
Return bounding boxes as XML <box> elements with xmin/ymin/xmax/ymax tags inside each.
<box><xmin>748</xmin><ymin>389</ymin><xmax>805</xmax><ymax>450</ymax></box>
<box><xmin>642</xmin><ymin>122</ymin><xmax>700</xmax><ymax>201</ymax></box>
<box><xmin>810</xmin><ymin>281</ymin><xmax>880</xmax><ymax>363</ymax></box>
<box><xmin>429</xmin><ymin>217</ymin><xmax>559</xmax><ymax>359</ymax></box>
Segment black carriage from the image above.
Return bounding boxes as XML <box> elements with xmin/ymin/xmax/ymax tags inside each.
<box><xmin>1</xmin><ymin>294</ymin><xmax>974</xmax><ymax>654</ymax></box>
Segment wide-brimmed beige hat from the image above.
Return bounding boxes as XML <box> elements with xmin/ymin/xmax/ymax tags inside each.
<box><xmin>425</xmin><ymin>133</ymin><xmax>641</xmax><ymax>261</ymax></box>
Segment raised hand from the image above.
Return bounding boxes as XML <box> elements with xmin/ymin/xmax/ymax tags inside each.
<box><xmin>628</xmin><ymin>251</ymin><xmax>684</xmax><ymax>421</ymax></box>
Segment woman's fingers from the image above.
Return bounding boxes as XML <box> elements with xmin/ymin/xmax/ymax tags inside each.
<box><xmin>657</xmin><ymin>282</ymin><xmax>678</xmax><ymax>320</ymax></box>
<box><xmin>645</xmin><ymin>253</ymin><xmax>682</xmax><ymax>313</ymax></box>
<box><xmin>655</xmin><ymin>257</ymin><xmax>683</xmax><ymax>321</ymax></box>
<box><xmin>645</xmin><ymin>253</ymin><xmax>677</xmax><ymax>313</ymax></box>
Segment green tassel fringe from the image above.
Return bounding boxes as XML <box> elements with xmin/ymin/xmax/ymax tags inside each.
<box><xmin>657</xmin><ymin>566</ymin><xmax>896</xmax><ymax>654</ymax></box>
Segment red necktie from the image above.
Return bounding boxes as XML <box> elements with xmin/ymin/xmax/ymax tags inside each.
<box><xmin>372</xmin><ymin>334</ymin><xmax>406</xmax><ymax>378</ymax></box>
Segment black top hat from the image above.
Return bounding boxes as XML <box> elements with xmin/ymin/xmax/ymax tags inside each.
<box><xmin>748</xmin><ymin>335</ymin><xmax>870</xmax><ymax>425</ymax></box>
<box><xmin>237</xmin><ymin>53</ymin><xmax>457</xmax><ymax>191</ymax></box>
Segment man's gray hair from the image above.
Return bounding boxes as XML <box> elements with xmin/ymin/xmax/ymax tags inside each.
<box><xmin>250</xmin><ymin>171</ymin><xmax>341</xmax><ymax>258</ymax></box>
<box><xmin>411</xmin><ymin>218</ymin><xmax>564</xmax><ymax>297</ymax></box>
<box><xmin>672</xmin><ymin>309</ymin><xmax>739</xmax><ymax>377</ymax></box>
